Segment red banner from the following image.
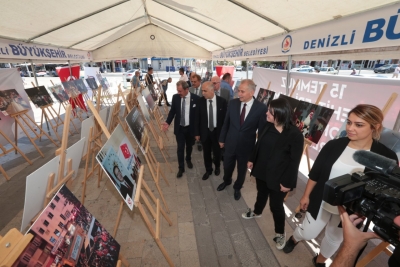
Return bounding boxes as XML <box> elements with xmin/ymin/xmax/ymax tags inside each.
<box><xmin>56</xmin><ymin>65</ymin><xmax>87</xmax><ymax>112</ymax></box>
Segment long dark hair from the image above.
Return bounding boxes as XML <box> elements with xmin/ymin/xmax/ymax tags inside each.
<box><xmin>269</xmin><ymin>98</ymin><xmax>293</xmax><ymax>129</ymax></box>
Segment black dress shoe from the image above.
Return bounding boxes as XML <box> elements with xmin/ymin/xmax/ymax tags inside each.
<box><xmin>202</xmin><ymin>172</ymin><xmax>212</xmax><ymax>180</ymax></box>
<box><xmin>234</xmin><ymin>190</ymin><xmax>241</xmax><ymax>200</ymax></box>
<box><xmin>217</xmin><ymin>182</ymin><xmax>230</xmax><ymax>191</ymax></box>
<box><xmin>186</xmin><ymin>161</ymin><xmax>193</xmax><ymax>169</ymax></box>
<box><xmin>177</xmin><ymin>169</ymin><xmax>184</xmax><ymax>178</ymax></box>
<box><xmin>214</xmin><ymin>168</ymin><xmax>220</xmax><ymax>176</ymax></box>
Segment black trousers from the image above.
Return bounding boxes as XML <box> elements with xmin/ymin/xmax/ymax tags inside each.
<box><xmin>201</xmin><ymin>129</ymin><xmax>221</xmax><ymax>173</ymax></box>
<box><xmin>175</xmin><ymin>126</ymin><xmax>194</xmax><ymax>170</ymax></box>
<box><xmin>254</xmin><ymin>178</ymin><xmax>286</xmax><ymax>234</ymax></box>
<box><xmin>222</xmin><ymin>151</ymin><xmax>248</xmax><ymax>190</ymax></box>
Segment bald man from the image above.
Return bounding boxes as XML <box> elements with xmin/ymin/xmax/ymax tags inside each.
<box><xmin>211</xmin><ymin>76</ymin><xmax>230</xmax><ymax>104</ymax></box>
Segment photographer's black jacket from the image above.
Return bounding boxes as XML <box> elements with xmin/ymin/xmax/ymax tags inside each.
<box><xmin>308</xmin><ymin>137</ymin><xmax>399</xmax><ymax>220</ymax></box>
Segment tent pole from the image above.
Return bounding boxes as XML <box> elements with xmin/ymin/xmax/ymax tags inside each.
<box><xmin>68</xmin><ymin>60</ymin><xmax>72</xmax><ymax>79</ymax></box>
<box><xmin>358</xmin><ymin>60</ymin><xmax>364</xmax><ymax>74</ymax></box>
<box><xmin>286</xmin><ymin>55</ymin><xmax>292</xmax><ymax>95</ymax></box>
<box><xmin>24</xmin><ymin>62</ymin><xmax>30</xmax><ymax>77</ymax></box>
<box><xmin>246</xmin><ymin>58</ymin><xmax>249</xmax><ymax>79</ymax></box>
<box><xmin>211</xmin><ymin>60</ymin><xmax>214</xmax><ymax>75</ymax></box>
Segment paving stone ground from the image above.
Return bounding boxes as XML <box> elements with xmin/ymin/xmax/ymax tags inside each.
<box><xmin>0</xmin><ymin>103</ymin><xmax>391</xmax><ymax>267</ymax></box>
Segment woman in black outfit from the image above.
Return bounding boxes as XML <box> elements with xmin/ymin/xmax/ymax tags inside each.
<box><xmin>243</xmin><ymin>98</ymin><xmax>304</xmax><ymax>250</ymax></box>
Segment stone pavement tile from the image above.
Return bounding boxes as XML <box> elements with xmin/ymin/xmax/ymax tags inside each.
<box><xmin>187</xmin><ymin>178</ymin><xmax>202</xmax><ymax>195</ymax></box>
<box><xmin>208</xmin><ymin>213</ymin><xmax>226</xmax><ymax>233</ymax></box>
<box><xmin>179</xmin><ymin>230</ymin><xmax>197</xmax><ymax>251</ymax></box>
<box><xmin>254</xmin><ymin>249</ymin><xmax>280</xmax><ymax>267</ymax></box>
<box><xmin>213</xmin><ymin>230</ymin><xmax>235</xmax><ymax>256</ymax></box>
<box><xmin>178</xmin><ymin>222</ymin><xmax>195</xmax><ymax>235</ymax></box>
<box><xmin>126</xmin><ymin>258</ymin><xmax>142</xmax><ymax>266</ymax></box>
<box><xmin>163</xmin><ymin>193</ymin><xmax>178</xmax><ymax>212</ymax></box>
<box><xmin>221</xmin><ymin>202</ymin><xmax>239</xmax><ymax>222</ymax></box>
<box><xmin>0</xmin><ymin>209</ymin><xmax>23</xmax><ymax>235</ymax></box>
<box><xmin>225</xmin><ymin>219</ymin><xmax>245</xmax><ymax>235</ymax></box>
<box><xmin>201</xmin><ymin>185</ymin><xmax>216</xmax><ymax>200</ymax></box>
<box><xmin>218</xmin><ymin>254</ymin><xmax>241</xmax><ymax>267</ymax></box>
<box><xmin>176</xmin><ymin>192</ymin><xmax>190</xmax><ymax>206</ymax></box>
<box><xmin>245</xmin><ymin>226</ymin><xmax>269</xmax><ymax>250</ymax></box>
<box><xmin>205</xmin><ymin>197</ymin><xmax>221</xmax><ymax>214</ymax></box>
<box><xmin>197</xmin><ymin>244</ymin><xmax>220</xmax><ymax>267</ymax></box>
<box><xmin>119</xmin><ymin>240</ymin><xmax>146</xmax><ymax>259</ymax></box>
<box><xmin>176</xmin><ymin>183</ymin><xmax>189</xmax><ymax>193</ymax></box>
<box><xmin>141</xmin><ymin>237</ymin><xmax>180</xmax><ymax>267</ymax></box>
<box><xmin>177</xmin><ymin>208</ymin><xmax>193</xmax><ymax>223</ymax></box>
<box><xmin>161</xmin><ymin>211</ymin><xmax>178</xmax><ymax>238</ymax></box>
<box><xmin>231</xmin><ymin>232</ymin><xmax>261</xmax><ymax>267</ymax></box>
<box><xmin>190</xmin><ymin>193</ymin><xmax>206</xmax><ymax>209</ymax></box>
<box><xmin>192</xmin><ymin>206</ymin><xmax>209</xmax><ymax>226</ymax></box>
<box><xmin>180</xmin><ymin>250</ymin><xmax>200</xmax><ymax>267</ymax></box>
<box><xmin>127</xmin><ymin>218</ymin><xmax>153</xmax><ymax>242</ymax></box>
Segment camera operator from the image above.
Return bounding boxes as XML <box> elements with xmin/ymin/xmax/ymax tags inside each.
<box><xmin>331</xmin><ymin>206</ymin><xmax>400</xmax><ymax>267</ymax></box>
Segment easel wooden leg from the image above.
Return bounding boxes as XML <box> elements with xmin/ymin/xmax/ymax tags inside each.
<box><xmin>118</xmin><ymin>253</ymin><xmax>130</xmax><ymax>267</ymax></box>
<box><xmin>356</xmin><ymin>242</ymin><xmax>391</xmax><ymax>267</ymax></box>
<box><xmin>14</xmin><ymin>117</ymin><xmax>44</xmax><ymax>157</ymax></box>
<box><xmin>113</xmin><ymin>200</ymin><xmax>124</xmax><ymax>237</ymax></box>
<box><xmin>0</xmin><ymin>165</ymin><xmax>10</xmax><ymax>181</ymax></box>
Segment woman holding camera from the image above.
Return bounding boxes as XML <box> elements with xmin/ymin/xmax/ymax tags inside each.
<box><xmin>283</xmin><ymin>104</ymin><xmax>398</xmax><ymax>267</ymax></box>
<box><xmin>243</xmin><ymin>98</ymin><xmax>304</xmax><ymax>250</ymax></box>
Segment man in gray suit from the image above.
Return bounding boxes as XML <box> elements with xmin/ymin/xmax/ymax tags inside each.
<box><xmin>217</xmin><ymin>79</ymin><xmax>267</xmax><ymax>201</ymax></box>
<box><xmin>189</xmin><ymin>74</ymin><xmax>202</xmax><ymax>97</ymax></box>
<box><xmin>211</xmin><ymin>76</ymin><xmax>230</xmax><ymax>104</ymax></box>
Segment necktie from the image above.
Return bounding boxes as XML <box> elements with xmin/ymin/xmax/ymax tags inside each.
<box><xmin>180</xmin><ymin>97</ymin><xmax>186</xmax><ymax>126</ymax></box>
<box><xmin>209</xmin><ymin>100</ymin><xmax>214</xmax><ymax>131</ymax></box>
<box><xmin>196</xmin><ymin>88</ymin><xmax>199</xmax><ymax>95</ymax></box>
<box><xmin>216</xmin><ymin>90</ymin><xmax>220</xmax><ymax>96</ymax></box>
<box><xmin>240</xmin><ymin>103</ymin><xmax>247</xmax><ymax>126</ymax></box>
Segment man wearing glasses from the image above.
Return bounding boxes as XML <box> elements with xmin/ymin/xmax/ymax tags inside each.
<box><xmin>211</xmin><ymin>76</ymin><xmax>230</xmax><ymax>104</ymax></box>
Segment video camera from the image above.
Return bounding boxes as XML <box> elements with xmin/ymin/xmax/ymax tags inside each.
<box><xmin>323</xmin><ymin>150</ymin><xmax>400</xmax><ymax>246</ymax></box>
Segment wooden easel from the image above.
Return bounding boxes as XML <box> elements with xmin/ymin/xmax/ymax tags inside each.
<box><xmin>152</xmin><ymin>105</ymin><xmax>169</xmax><ymax>141</ymax></box>
<box><xmin>10</xmin><ymin>109</ymin><xmax>59</xmax><ymax>157</ymax></box>
<box><xmin>108</xmin><ymin>100</ymin><xmax>122</xmax><ymax>133</ymax></box>
<box><xmin>86</xmin><ymin>99</ymin><xmax>174</xmax><ymax>266</ymax></box>
<box><xmin>0</xmin><ymin>129</ymin><xmax>33</xmax><ymax>181</ymax></box>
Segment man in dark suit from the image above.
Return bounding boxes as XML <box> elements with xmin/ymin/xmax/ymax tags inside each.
<box><xmin>162</xmin><ymin>81</ymin><xmax>200</xmax><ymax>178</ymax></box>
<box><xmin>189</xmin><ymin>73</ymin><xmax>203</xmax><ymax>151</ymax></box>
<box><xmin>194</xmin><ymin>82</ymin><xmax>227</xmax><ymax>181</ymax></box>
<box><xmin>218</xmin><ymin>79</ymin><xmax>267</xmax><ymax>200</ymax></box>
<box><xmin>113</xmin><ymin>165</ymin><xmax>134</xmax><ymax>199</ymax></box>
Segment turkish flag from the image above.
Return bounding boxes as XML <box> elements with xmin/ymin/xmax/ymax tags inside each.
<box><xmin>56</xmin><ymin>65</ymin><xmax>81</xmax><ymax>82</ymax></box>
<box><xmin>215</xmin><ymin>66</ymin><xmax>235</xmax><ymax>79</ymax></box>
<box><xmin>120</xmin><ymin>143</ymin><xmax>131</xmax><ymax>159</ymax></box>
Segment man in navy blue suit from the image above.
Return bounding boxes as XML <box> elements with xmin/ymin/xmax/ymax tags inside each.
<box><xmin>162</xmin><ymin>81</ymin><xmax>200</xmax><ymax>178</ymax></box>
<box><xmin>218</xmin><ymin>79</ymin><xmax>267</xmax><ymax>200</ymax></box>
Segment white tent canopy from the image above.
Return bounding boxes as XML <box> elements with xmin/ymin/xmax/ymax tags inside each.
<box><xmin>0</xmin><ymin>0</ymin><xmax>399</xmax><ymax>61</ymax></box>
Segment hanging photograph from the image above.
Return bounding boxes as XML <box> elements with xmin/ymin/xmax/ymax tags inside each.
<box><xmin>25</xmin><ymin>86</ymin><xmax>54</xmax><ymax>108</ymax></box>
<box><xmin>14</xmin><ymin>184</ymin><xmax>121</xmax><ymax>267</ymax></box>
<box><xmin>74</xmin><ymin>79</ymin><xmax>88</xmax><ymax>94</ymax></box>
<box><xmin>278</xmin><ymin>94</ymin><xmax>300</xmax><ymax>112</ymax></box>
<box><xmin>62</xmin><ymin>81</ymin><xmax>80</xmax><ymax>97</ymax></box>
<box><xmin>256</xmin><ymin>88</ymin><xmax>275</xmax><ymax>107</ymax></box>
<box><xmin>125</xmin><ymin>106</ymin><xmax>145</xmax><ymax>154</ymax></box>
<box><xmin>142</xmin><ymin>87</ymin><xmax>156</xmax><ymax>110</ymax></box>
<box><xmin>49</xmin><ymin>84</ymin><xmax>70</xmax><ymax>102</ymax></box>
<box><xmin>86</xmin><ymin>77</ymin><xmax>98</xmax><ymax>90</ymax></box>
<box><xmin>0</xmin><ymin>88</ymin><xmax>31</xmax><ymax>115</ymax></box>
<box><xmin>293</xmin><ymin>101</ymin><xmax>334</xmax><ymax>144</ymax></box>
<box><xmin>96</xmin><ymin>125</ymin><xmax>141</xmax><ymax>210</ymax></box>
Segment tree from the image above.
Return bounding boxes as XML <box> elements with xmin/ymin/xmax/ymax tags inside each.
<box><xmin>241</xmin><ymin>61</ymin><xmax>247</xmax><ymax>68</ymax></box>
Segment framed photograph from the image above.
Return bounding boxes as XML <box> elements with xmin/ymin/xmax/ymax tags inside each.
<box><xmin>142</xmin><ymin>87</ymin><xmax>156</xmax><ymax>110</ymax></box>
<box><xmin>62</xmin><ymin>81</ymin><xmax>80</xmax><ymax>97</ymax></box>
<box><xmin>15</xmin><ymin>184</ymin><xmax>120</xmax><ymax>267</ymax></box>
<box><xmin>293</xmin><ymin>101</ymin><xmax>334</xmax><ymax>144</ymax></box>
<box><xmin>147</xmin><ymin>84</ymin><xmax>158</xmax><ymax>101</ymax></box>
<box><xmin>125</xmin><ymin>106</ymin><xmax>145</xmax><ymax>154</ymax></box>
<box><xmin>96</xmin><ymin>125</ymin><xmax>141</xmax><ymax>210</ymax></box>
<box><xmin>278</xmin><ymin>94</ymin><xmax>300</xmax><ymax>112</ymax></box>
<box><xmin>137</xmin><ymin>94</ymin><xmax>152</xmax><ymax>122</ymax></box>
<box><xmin>49</xmin><ymin>84</ymin><xmax>69</xmax><ymax>103</ymax></box>
<box><xmin>25</xmin><ymin>86</ymin><xmax>54</xmax><ymax>108</ymax></box>
<box><xmin>74</xmin><ymin>79</ymin><xmax>88</xmax><ymax>94</ymax></box>
<box><xmin>86</xmin><ymin>77</ymin><xmax>98</xmax><ymax>90</ymax></box>
<box><xmin>96</xmin><ymin>74</ymin><xmax>108</xmax><ymax>90</ymax></box>
<box><xmin>256</xmin><ymin>88</ymin><xmax>275</xmax><ymax>107</ymax></box>
<box><xmin>0</xmin><ymin>88</ymin><xmax>31</xmax><ymax>115</ymax></box>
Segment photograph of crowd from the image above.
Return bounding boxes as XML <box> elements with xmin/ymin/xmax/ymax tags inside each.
<box><xmin>293</xmin><ymin>101</ymin><xmax>334</xmax><ymax>144</ymax></box>
<box><xmin>256</xmin><ymin>88</ymin><xmax>275</xmax><ymax>107</ymax></box>
<box><xmin>74</xmin><ymin>79</ymin><xmax>88</xmax><ymax>94</ymax></box>
<box><xmin>86</xmin><ymin>77</ymin><xmax>98</xmax><ymax>90</ymax></box>
<box><xmin>49</xmin><ymin>84</ymin><xmax>70</xmax><ymax>103</ymax></box>
<box><xmin>0</xmin><ymin>89</ymin><xmax>31</xmax><ymax>115</ymax></box>
<box><xmin>25</xmin><ymin>86</ymin><xmax>54</xmax><ymax>108</ymax></box>
<box><xmin>96</xmin><ymin>125</ymin><xmax>141</xmax><ymax>210</ymax></box>
<box><xmin>14</xmin><ymin>185</ymin><xmax>120</xmax><ymax>267</ymax></box>
<box><xmin>125</xmin><ymin>106</ymin><xmax>145</xmax><ymax>154</ymax></box>
<box><xmin>62</xmin><ymin>81</ymin><xmax>80</xmax><ymax>97</ymax></box>
<box><xmin>278</xmin><ymin>94</ymin><xmax>300</xmax><ymax>112</ymax></box>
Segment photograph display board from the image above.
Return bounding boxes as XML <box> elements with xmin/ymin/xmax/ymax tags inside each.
<box><xmin>21</xmin><ymin>156</ymin><xmax>60</xmax><ymax>232</ymax></box>
<box><xmin>148</xmin><ymin>84</ymin><xmax>158</xmax><ymax>101</ymax></box>
<box><xmin>16</xmin><ymin>184</ymin><xmax>120</xmax><ymax>267</ymax></box>
<box><xmin>137</xmin><ymin>95</ymin><xmax>151</xmax><ymax>122</ymax></box>
<box><xmin>25</xmin><ymin>86</ymin><xmax>54</xmax><ymax>107</ymax></box>
<box><xmin>49</xmin><ymin>84</ymin><xmax>69</xmax><ymax>102</ymax></box>
<box><xmin>96</xmin><ymin>74</ymin><xmax>108</xmax><ymax>90</ymax></box>
<box><xmin>0</xmin><ymin>88</ymin><xmax>31</xmax><ymax>115</ymax></box>
<box><xmin>74</xmin><ymin>79</ymin><xmax>88</xmax><ymax>94</ymax></box>
<box><xmin>256</xmin><ymin>88</ymin><xmax>275</xmax><ymax>107</ymax></box>
<box><xmin>278</xmin><ymin>94</ymin><xmax>300</xmax><ymax>112</ymax></box>
<box><xmin>62</xmin><ymin>81</ymin><xmax>80</xmax><ymax>97</ymax></box>
<box><xmin>293</xmin><ymin>101</ymin><xmax>334</xmax><ymax>144</ymax></box>
<box><xmin>96</xmin><ymin>125</ymin><xmax>141</xmax><ymax>210</ymax></box>
<box><xmin>125</xmin><ymin>106</ymin><xmax>145</xmax><ymax>154</ymax></box>
<box><xmin>64</xmin><ymin>138</ymin><xmax>85</xmax><ymax>179</ymax></box>
<box><xmin>86</xmin><ymin>77</ymin><xmax>98</xmax><ymax>90</ymax></box>
<box><xmin>142</xmin><ymin>87</ymin><xmax>156</xmax><ymax>110</ymax></box>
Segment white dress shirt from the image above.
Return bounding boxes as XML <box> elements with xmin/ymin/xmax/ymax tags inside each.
<box><xmin>193</xmin><ymin>86</ymin><xmax>201</xmax><ymax>96</ymax></box>
<box><xmin>240</xmin><ymin>97</ymin><xmax>254</xmax><ymax>120</ymax></box>
<box><xmin>206</xmin><ymin>94</ymin><xmax>217</xmax><ymax>128</ymax></box>
<box><xmin>179</xmin><ymin>73</ymin><xmax>188</xmax><ymax>82</ymax></box>
<box><xmin>181</xmin><ymin>92</ymin><xmax>191</xmax><ymax>126</ymax></box>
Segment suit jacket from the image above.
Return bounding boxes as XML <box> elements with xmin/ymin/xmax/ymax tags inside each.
<box><xmin>217</xmin><ymin>88</ymin><xmax>231</xmax><ymax>104</ymax></box>
<box><xmin>189</xmin><ymin>86</ymin><xmax>203</xmax><ymax>97</ymax></box>
<box><xmin>249</xmin><ymin>122</ymin><xmax>304</xmax><ymax>191</ymax></box>
<box><xmin>166</xmin><ymin>93</ymin><xmax>200</xmax><ymax>136</ymax></box>
<box><xmin>219</xmin><ymin>98</ymin><xmax>267</xmax><ymax>157</ymax></box>
<box><xmin>194</xmin><ymin>95</ymin><xmax>227</xmax><ymax>142</ymax></box>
